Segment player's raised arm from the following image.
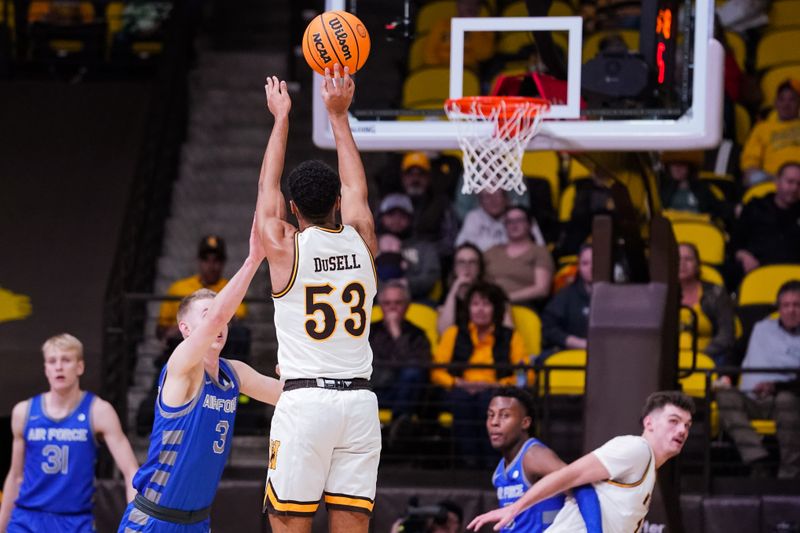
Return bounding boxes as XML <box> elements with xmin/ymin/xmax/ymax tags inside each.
<box><xmin>164</xmin><ymin>218</ymin><xmax>265</xmax><ymax>401</ymax></box>
<box><xmin>469</xmin><ymin>453</ymin><xmax>611</xmax><ymax>531</ymax></box>
<box><xmin>257</xmin><ymin>76</ymin><xmax>291</xmax><ymax>226</ymax></box>
<box><xmin>227</xmin><ymin>360</ymin><xmax>282</xmax><ymax>405</ymax></box>
<box><xmin>91</xmin><ymin>398</ymin><xmax>138</xmax><ymax>503</ymax></box>
<box><xmin>0</xmin><ymin>401</ymin><xmax>29</xmax><ymax>530</ymax></box>
<box><xmin>321</xmin><ymin>64</ymin><xmax>377</xmax><ymax>254</ymax></box>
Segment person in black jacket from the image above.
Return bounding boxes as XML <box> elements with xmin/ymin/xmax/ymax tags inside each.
<box><xmin>728</xmin><ymin>162</ymin><xmax>800</xmax><ymax>287</ymax></box>
<box><xmin>660</xmin><ymin>151</ymin><xmax>734</xmax><ymax>229</ymax></box>
<box><xmin>542</xmin><ymin>245</ymin><xmax>593</xmax><ymax>353</ymax></box>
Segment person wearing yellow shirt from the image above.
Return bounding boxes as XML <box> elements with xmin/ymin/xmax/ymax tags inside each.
<box><xmin>741</xmin><ymin>80</ymin><xmax>800</xmax><ymax>186</ymax></box>
<box><xmin>157</xmin><ymin>235</ymin><xmax>247</xmax><ymax>342</ymax></box>
<box><xmin>433</xmin><ymin>282</ymin><xmax>528</xmax><ymax>467</ymax></box>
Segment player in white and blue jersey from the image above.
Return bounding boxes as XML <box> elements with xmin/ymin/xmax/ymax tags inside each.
<box><xmin>118</xmin><ymin>219</ymin><xmax>283</xmax><ymax>532</ymax></box>
<box><xmin>0</xmin><ymin>334</ymin><xmax>139</xmax><ymax>532</ymax></box>
<box><xmin>487</xmin><ymin>387</ymin><xmax>602</xmax><ymax>532</ymax></box>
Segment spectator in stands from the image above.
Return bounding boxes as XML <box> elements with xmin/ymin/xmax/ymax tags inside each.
<box><xmin>730</xmin><ymin>162</ymin><xmax>800</xmax><ymax>279</ymax></box>
<box><xmin>542</xmin><ymin>244</ymin><xmax>592</xmax><ymax>352</ymax></box>
<box><xmin>400</xmin><ymin>152</ymin><xmax>459</xmax><ymax>258</ymax></box>
<box><xmin>375</xmin><ymin>232</ymin><xmax>407</xmax><ymax>283</ymax></box>
<box><xmin>715</xmin><ymin>280</ymin><xmax>800</xmax><ymax>478</ymax></box>
<box><xmin>157</xmin><ymin>235</ymin><xmax>246</xmax><ymax>344</ymax></box>
<box><xmin>390</xmin><ymin>499</ymin><xmax>463</xmax><ymax>533</ymax></box>
<box><xmin>370</xmin><ymin>280</ymin><xmax>431</xmax><ymax>426</ymax></box>
<box><xmin>423</xmin><ymin>0</ymin><xmax>495</xmax><ymax>70</ymax></box>
<box><xmin>660</xmin><ymin>151</ymin><xmax>733</xmax><ymax>229</ymax></box>
<box><xmin>456</xmin><ymin>189</ymin><xmax>510</xmax><ymax>252</ymax></box>
<box><xmin>432</xmin><ymin>282</ymin><xmax>528</xmax><ymax>466</ymax></box>
<box><xmin>378</xmin><ymin>193</ymin><xmax>441</xmax><ymax>301</ymax></box>
<box><xmin>484</xmin><ymin>206</ymin><xmax>554</xmax><ymax>308</ymax></box>
<box><xmin>678</xmin><ymin>243</ymin><xmax>735</xmax><ymax>366</ymax></box>
<box><xmin>437</xmin><ymin>243</ymin><xmax>486</xmax><ymax>335</ymax></box>
<box><xmin>741</xmin><ymin>80</ymin><xmax>800</xmax><ymax>187</ymax></box>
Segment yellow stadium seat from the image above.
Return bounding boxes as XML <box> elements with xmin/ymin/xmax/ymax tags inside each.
<box><xmin>662</xmin><ymin>209</ymin><xmax>712</xmax><ymax>224</ymax></box>
<box><xmin>402</xmin><ymin>68</ymin><xmax>480</xmax><ymax>108</ymax></box>
<box><xmin>511</xmin><ymin>305</ymin><xmax>542</xmax><ymax>356</ymax></box>
<box><xmin>734</xmin><ymin>103</ymin><xmax>751</xmax><ymax>145</ymax></box>
<box><xmin>416</xmin><ymin>1</ymin><xmax>490</xmax><ymax>34</ymax></box>
<box><xmin>701</xmin><ymin>264</ymin><xmax>725</xmax><ymax>286</ymax></box>
<box><xmin>501</xmin><ymin>1</ymin><xmax>527</xmax><ymax>16</ymax></box>
<box><xmin>540</xmin><ymin>349</ymin><xmax>586</xmax><ymax>395</ymax></box>
<box><xmin>760</xmin><ymin>64</ymin><xmax>800</xmax><ymax>108</ymax></box>
<box><xmin>751</xmin><ymin>419</ymin><xmax>776</xmax><ymax>435</ymax></box>
<box><xmin>582</xmin><ymin>30</ymin><xmax>639</xmax><ymax>62</ymax></box>
<box><xmin>408</xmin><ymin>35</ymin><xmax>428</xmax><ymax>72</ymax></box>
<box><xmin>558</xmin><ymin>182</ymin><xmax>577</xmax><ymax>222</ymax></box>
<box><xmin>548</xmin><ymin>1</ymin><xmax>574</xmax><ymax>16</ymax></box>
<box><xmin>742</xmin><ymin>180</ymin><xmax>776</xmax><ymax>205</ymax></box>
<box><xmin>725</xmin><ymin>31</ymin><xmax>747</xmax><ymax>72</ymax></box>
<box><xmin>768</xmin><ymin>1</ymin><xmax>800</xmax><ymax>29</ymax></box>
<box><xmin>678</xmin><ymin>351</ymin><xmax>717</xmax><ymax>398</ymax></box>
<box><xmin>672</xmin><ymin>221</ymin><xmax>727</xmax><ymax>265</ymax></box>
<box><xmin>521</xmin><ymin>151</ymin><xmax>560</xmax><ymax>208</ymax></box>
<box><xmin>756</xmin><ymin>30</ymin><xmax>800</xmax><ymax>71</ymax></box>
<box><xmin>738</xmin><ymin>264</ymin><xmax>800</xmax><ymax>306</ymax></box>
<box><xmin>370</xmin><ymin>302</ymin><xmax>439</xmax><ymax>348</ymax></box>
<box><xmin>567</xmin><ymin>157</ymin><xmax>592</xmax><ymax>181</ymax></box>
<box><xmin>497</xmin><ymin>31</ymin><xmax>535</xmax><ymax>55</ymax></box>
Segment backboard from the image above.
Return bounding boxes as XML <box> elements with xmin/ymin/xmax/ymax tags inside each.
<box><xmin>312</xmin><ymin>0</ymin><xmax>723</xmax><ymax>152</ymax></box>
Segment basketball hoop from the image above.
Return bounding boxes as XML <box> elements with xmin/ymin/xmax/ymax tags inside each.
<box><xmin>445</xmin><ymin>96</ymin><xmax>549</xmax><ymax>195</ymax></box>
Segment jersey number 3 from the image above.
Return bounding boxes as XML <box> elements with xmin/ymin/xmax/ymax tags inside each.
<box><xmin>305</xmin><ymin>283</ymin><xmax>367</xmax><ymax>340</ymax></box>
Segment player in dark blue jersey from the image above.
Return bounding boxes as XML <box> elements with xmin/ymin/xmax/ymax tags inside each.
<box><xmin>118</xmin><ymin>218</ymin><xmax>283</xmax><ymax>532</ymax></box>
<box><xmin>486</xmin><ymin>387</ymin><xmax>602</xmax><ymax>532</ymax></box>
<box><xmin>0</xmin><ymin>333</ymin><xmax>139</xmax><ymax>532</ymax></box>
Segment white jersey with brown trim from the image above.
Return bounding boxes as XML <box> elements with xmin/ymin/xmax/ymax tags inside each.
<box><xmin>272</xmin><ymin>224</ymin><xmax>377</xmax><ymax>380</ymax></box>
<box><xmin>547</xmin><ymin>436</ymin><xmax>657</xmax><ymax>533</ymax></box>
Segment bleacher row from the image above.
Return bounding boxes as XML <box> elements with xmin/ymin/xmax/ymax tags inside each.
<box><xmin>0</xmin><ymin>0</ymin><xmax>171</xmax><ymax>64</ymax></box>
<box><xmin>371</xmin><ymin>263</ymin><xmax>800</xmax><ymax>433</ymax></box>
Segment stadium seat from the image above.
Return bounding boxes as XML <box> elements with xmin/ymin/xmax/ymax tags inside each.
<box><xmin>699</xmin><ymin>171</ymin><xmax>738</xmax><ymax>203</ymax></box>
<box><xmin>760</xmin><ymin>64</ymin><xmax>800</xmax><ymax>107</ymax></box>
<box><xmin>497</xmin><ymin>31</ymin><xmax>535</xmax><ymax>56</ymax></box>
<box><xmin>402</xmin><ymin>68</ymin><xmax>480</xmax><ymax>108</ymax></box>
<box><xmin>662</xmin><ymin>209</ymin><xmax>712</xmax><ymax>224</ymax></box>
<box><xmin>582</xmin><ymin>30</ymin><xmax>639</xmax><ymax>62</ymax></box>
<box><xmin>734</xmin><ymin>104</ymin><xmax>751</xmax><ymax>146</ymax></box>
<box><xmin>567</xmin><ymin>157</ymin><xmax>591</xmax><ymax>181</ymax></box>
<box><xmin>738</xmin><ymin>264</ymin><xmax>800</xmax><ymax>306</ymax></box>
<box><xmin>521</xmin><ymin>151</ymin><xmax>560</xmax><ymax>208</ymax></box>
<box><xmin>558</xmin><ymin>181</ymin><xmax>579</xmax><ymax>222</ymax></box>
<box><xmin>372</xmin><ymin>303</ymin><xmax>439</xmax><ymax>348</ymax></box>
<box><xmin>678</xmin><ymin>351</ymin><xmax>717</xmax><ymax>398</ymax></box>
<box><xmin>725</xmin><ymin>31</ymin><xmax>747</xmax><ymax>72</ymax></box>
<box><xmin>540</xmin><ymin>349</ymin><xmax>586</xmax><ymax>395</ymax></box>
<box><xmin>407</xmin><ymin>35</ymin><xmax>428</xmax><ymax>72</ymax></box>
<box><xmin>548</xmin><ymin>1</ymin><xmax>575</xmax><ymax>16</ymax></box>
<box><xmin>415</xmin><ymin>0</ymin><xmax>490</xmax><ymax>34</ymax></box>
<box><xmin>768</xmin><ymin>0</ymin><xmax>800</xmax><ymax>29</ymax></box>
<box><xmin>756</xmin><ymin>30</ymin><xmax>800</xmax><ymax>71</ymax></box>
<box><xmin>0</xmin><ymin>1</ymin><xmax>16</xmax><ymax>46</ymax></box>
<box><xmin>742</xmin><ymin>180</ymin><xmax>776</xmax><ymax>205</ymax></box>
<box><xmin>672</xmin><ymin>221</ymin><xmax>726</xmax><ymax>266</ymax></box>
<box><xmin>511</xmin><ymin>305</ymin><xmax>542</xmax><ymax>357</ymax></box>
<box><xmin>700</xmin><ymin>264</ymin><xmax>725</xmax><ymax>286</ymax></box>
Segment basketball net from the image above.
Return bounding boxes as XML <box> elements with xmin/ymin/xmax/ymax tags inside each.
<box><xmin>445</xmin><ymin>97</ymin><xmax>549</xmax><ymax>195</ymax></box>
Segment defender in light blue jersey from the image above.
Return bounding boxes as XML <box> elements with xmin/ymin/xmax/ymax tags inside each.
<box><xmin>486</xmin><ymin>387</ymin><xmax>602</xmax><ymax>532</ymax></box>
<box><xmin>0</xmin><ymin>334</ymin><xmax>139</xmax><ymax>532</ymax></box>
<box><xmin>119</xmin><ymin>219</ymin><xmax>283</xmax><ymax>532</ymax></box>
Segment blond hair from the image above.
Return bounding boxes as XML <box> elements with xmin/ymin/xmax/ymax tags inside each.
<box><xmin>176</xmin><ymin>288</ymin><xmax>217</xmax><ymax>323</ymax></box>
<box><xmin>41</xmin><ymin>333</ymin><xmax>84</xmax><ymax>360</ymax></box>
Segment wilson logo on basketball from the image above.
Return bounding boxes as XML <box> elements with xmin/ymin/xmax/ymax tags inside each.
<box><xmin>328</xmin><ymin>17</ymin><xmax>352</xmax><ymax>61</ymax></box>
<box><xmin>312</xmin><ymin>33</ymin><xmax>331</xmax><ymax>64</ymax></box>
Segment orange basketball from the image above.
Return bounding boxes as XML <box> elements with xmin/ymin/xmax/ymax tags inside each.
<box><xmin>302</xmin><ymin>10</ymin><xmax>370</xmax><ymax>76</ymax></box>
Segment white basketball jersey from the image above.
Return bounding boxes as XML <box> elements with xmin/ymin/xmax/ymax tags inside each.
<box><xmin>547</xmin><ymin>436</ymin><xmax>657</xmax><ymax>533</ymax></box>
<box><xmin>272</xmin><ymin>225</ymin><xmax>376</xmax><ymax>380</ymax></box>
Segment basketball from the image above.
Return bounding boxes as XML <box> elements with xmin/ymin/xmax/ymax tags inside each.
<box><xmin>302</xmin><ymin>10</ymin><xmax>370</xmax><ymax>76</ymax></box>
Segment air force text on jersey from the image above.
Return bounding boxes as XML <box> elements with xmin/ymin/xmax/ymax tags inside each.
<box><xmin>313</xmin><ymin>254</ymin><xmax>362</xmax><ymax>273</ymax></box>
<box><xmin>27</xmin><ymin>427</ymin><xmax>89</xmax><ymax>441</ymax></box>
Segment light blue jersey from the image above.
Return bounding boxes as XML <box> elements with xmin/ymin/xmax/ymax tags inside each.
<box><xmin>493</xmin><ymin>438</ymin><xmax>565</xmax><ymax>532</ymax></box>
<box><xmin>120</xmin><ymin>358</ymin><xmax>239</xmax><ymax>532</ymax></box>
<box><xmin>14</xmin><ymin>392</ymin><xmax>97</xmax><ymax>515</ymax></box>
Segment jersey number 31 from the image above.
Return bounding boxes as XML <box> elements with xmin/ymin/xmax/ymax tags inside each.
<box><xmin>305</xmin><ymin>283</ymin><xmax>367</xmax><ymax>340</ymax></box>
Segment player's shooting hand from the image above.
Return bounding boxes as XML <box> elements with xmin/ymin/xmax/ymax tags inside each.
<box><xmin>265</xmin><ymin>76</ymin><xmax>291</xmax><ymax>118</ymax></box>
<box><xmin>321</xmin><ymin>64</ymin><xmax>355</xmax><ymax>117</ymax></box>
<box><xmin>468</xmin><ymin>506</ymin><xmax>517</xmax><ymax>531</ymax></box>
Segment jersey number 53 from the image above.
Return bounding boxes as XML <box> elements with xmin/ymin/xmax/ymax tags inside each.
<box><xmin>305</xmin><ymin>283</ymin><xmax>367</xmax><ymax>340</ymax></box>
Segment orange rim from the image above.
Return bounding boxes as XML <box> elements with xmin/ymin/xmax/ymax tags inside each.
<box><xmin>445</xmin><ymin>96</ymin><xmax>550</xmax><ymax>119</ymax></box>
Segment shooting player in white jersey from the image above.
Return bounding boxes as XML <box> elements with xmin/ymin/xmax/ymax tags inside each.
<box><xmin>256</xmin><ymin>65</ymin><xmax>380</xmax><ymax>533</ymax></box>
<box><xmin>469</xmin><ymin>390</ymin><xmax>694</xmax><ymax>533</ymax></box>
